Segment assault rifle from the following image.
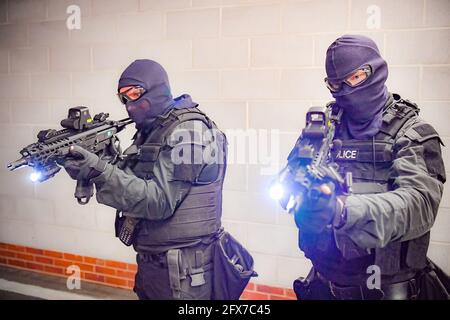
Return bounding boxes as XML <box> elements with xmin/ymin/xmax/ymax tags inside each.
<box><xmin>270</xmin><ymin>106</ymin><xmax>352</xmax><ymax>213</ymax></box>
<box><xmin>7</xmin><ymin>106</ymin><xmax>133</xmax><ymax>204</ymax></box>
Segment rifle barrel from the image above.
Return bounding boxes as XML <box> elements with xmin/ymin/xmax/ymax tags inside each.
<box><xmin>7</xmin><ymin>158</ymin><xmax>28</xmax><ymax>171</ymax></box>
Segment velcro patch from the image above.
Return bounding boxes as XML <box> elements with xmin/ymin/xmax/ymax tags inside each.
<box><xmin>406</xmin><ymin>123</ymin><xmax>440</xmax><ymax>143</ymax></box>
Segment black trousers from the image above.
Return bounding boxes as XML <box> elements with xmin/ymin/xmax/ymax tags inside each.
<box><xmin>133</xmin><ymin>249</ymin><xmax>213</xmax><ymax>300</ymax></box>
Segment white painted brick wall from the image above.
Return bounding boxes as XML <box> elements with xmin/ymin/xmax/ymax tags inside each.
<box><xmin>8</xmin><ymin>0</ymin><xmax>47</xmax><ymax>23</ymax></box>
<box><xmin>283</xmin><ymin>0</ymin><xmax>348</xmax><ymax>33</ymax></box>
<box><xmin>0</xmin><ymin>0</ymin><xmax>449</xmax><ymax>288</ymax></box>
<box><xmin>193</xmin><ymin>37</ymin><xmax>248</xmax><ymax>68</ymax></box>
<box><xmin>11</xmin><ymin>99</ymin><xmax>50</xmax><ymax>124</ymax></box>
<box><xmin>10</xmin><ymin>47</ymin><xmax>49</xmax><ymax>73</ymax></box>
<box><xmin>28</xmin><ymin>21</ymin><xmax>70</xmax><ymax>47</ymax></box>
<box><xmin>0</xmin><ymin>24</ymin><xmax>28</xmax><ymax>47</ymax></box>
<box><xmin>351</xmin><ymin>0</ymin><xmax>425</xmax><ymax>29</ymax></box>
<box><xmin>166</xmin><ymin>8</ymin><xmax>220</xmax><ymax>38</ymax></box>
<box><xmin>50</xmin><ymin>46</ymin><xmax>91</xmax><ymax>72</ymax></box>
<box><xmin>251</xmin><ymin>35</ymin><xmax>313</xmax><ymax>68</ymax></box>
<box><xmin>0</xmin><ymin>1</ymin><xmax>7</xmax><ymax>24</ymax></box>
<box><xmin>170</xmin><ymin>70</ymin><xmax>220</xmax><ymax>99</ymax></box>
<box><xmin>116</xmin><ymin>12</ymin><xmax>164</xmax><ymax>40</ymax></box>
<box><xmin>30</xmin><ymin>73</ymin><xmax>71</xmax><ymax>99</ymax></box>
<box><xmin>222</xmin><ymin>4</ymin><xmax>280</xmax><ymax>36</ymax></box>
<box><xmin>425</xmin><ymin>0</ymin><xmax>450</xmax><ymax>27</ymax></box>
<box><xmin>91</xmin><ymin>0</ymin><xmax>140</xmax><ymax>16</ymax></box>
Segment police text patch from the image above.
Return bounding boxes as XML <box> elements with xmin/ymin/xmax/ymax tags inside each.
<box><xmin>335</xmin><ymin>149</ymin><xmax>358</xmax><ymax>160</ymax></box>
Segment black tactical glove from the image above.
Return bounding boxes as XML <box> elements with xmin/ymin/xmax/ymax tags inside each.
<box><xmin>294</xmin><ymin>182</ymin><xmax>346</xmax><ymax>234</ymax></box>
<box><xmin>61</xmin><ymin>146</ymin><xmax>107</xmax><ymax>181</ymax></box>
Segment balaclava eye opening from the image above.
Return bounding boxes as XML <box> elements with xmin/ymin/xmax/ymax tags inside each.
<box><xmin>325</xmin><ymin>35</ymin><xmax>389</xmax><ymax>139</ymax></box>
<box><xmin>118</xmin><ymin>59</ymin><xmax>196</xmax><ymax>130</ymax></box>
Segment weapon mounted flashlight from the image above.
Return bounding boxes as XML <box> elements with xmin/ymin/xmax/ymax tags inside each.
<box><xmin>29</xmin><ymin>171</ymin><xmax>41</xmax><ymax>182</ymax></box>
<box><xmin>269</xmin><ymin>182</ymin><xmax>285</xmax><ymax>200</ymax></box>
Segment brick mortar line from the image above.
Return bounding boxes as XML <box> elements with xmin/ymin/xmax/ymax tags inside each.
<box><xmin>0</xmin><ymin>258</ymin><xmax>136</xmax><ymax>282</ymax></box>
<box><xmin>166</xmin><ymin>27</ymin><xmax>450</xmax><ymax>39</ymax></box>
<box><xmin>0</xmin><ymin>251</ymin><xmax>137</xmax><ymax>275</ymax></box>
<box><xmin>2</xmin><ymin>20</ymin><xmax>449</xmax><ymax>34</ymax></box>
<box><xmin>423</xmin><ymin>0</ymin><xmax>428</xmax><ymax>26</ymax></box>
<box><xmin>430</xmin><ymin>240</ymin><xmax>450</xmax><ymax>246</ymax></box>
<box><xmin>0</xmin><ymin>97</ymin><xmax>338</xmax><ymax>103</ymax></box>
<box><xmin>4</xmin><ymin>64</ymin><xmax>450</xmax><ymax>76</ymax></box>
<box><xmin>2</xmin><ymin>32</ymin><xmax>449</xmax><ymax>54</ymax></box>
<box><xmin>2</xmin><ymin>20</ymin><xmax>450</xmax><ymax>33</ymax></box>
<box><xmin>347</xmin><ymin>0</ymin><xmax>352</xmax><ymax>31</ymax></box>
<box><xmin>1</xmin><ymin>99</ymin><xmax>447</xmax><ymax>115</ymax></box>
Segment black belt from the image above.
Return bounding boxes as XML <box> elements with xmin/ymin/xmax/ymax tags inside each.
<box><xmin>317</xmin><ymin>272</ymin><xmax>419</xmax><ymax>300</ymax></box>
<box><xmin>138</xmin><ymin>252</ymin><xmax>168</xmax><ymax>266</ymax></box>
<box><xmin>137</xmin><ymin>251</ymin><xmax>213</xmax><ymax>271</ymax></box>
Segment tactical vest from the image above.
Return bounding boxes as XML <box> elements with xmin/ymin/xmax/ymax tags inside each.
<box><xmin>302</xmin><ymin>94</ymin><xmax>433</xmax><ymax>284</ymax></box>
<box><xmin>118</xmin><ymin>107</ymin><xmax>227</xmax><ymax>252</ymax></box>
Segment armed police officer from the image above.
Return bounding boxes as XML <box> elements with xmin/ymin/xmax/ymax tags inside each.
<box><xmin>287</xmin><ymin>35</ymin><xmax>448</xmax><ymax>300</ymax></box>
<box><xmin>60</xmin><ymin>59</ymin><xmax>255</xmax><ymax>300</ymax></box>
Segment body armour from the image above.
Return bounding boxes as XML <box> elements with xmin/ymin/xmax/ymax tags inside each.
<box><xmin>116</xmin><ymin>107</ymin><xmax>227</xmax><ymax>254</ymax></box>
<box><xmin>299</xmin><ymin>93</ymin><xmax>442</xmax><ymax>285</ymax></box>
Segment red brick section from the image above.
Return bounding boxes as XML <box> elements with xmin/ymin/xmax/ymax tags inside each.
<box><xmin>0</xmin><ymin>242</ymin><xmax>295</xmax><ymax>300</ymax></box>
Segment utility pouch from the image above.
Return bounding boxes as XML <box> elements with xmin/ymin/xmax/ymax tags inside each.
<box><xmin>293</xmin><ymin>268</ymin><xmax>315</xmax><ymax>300</ymax></box>
<box><xmin>417</xmin><ymin>258</ymin><xmax>450</xmax><ymax>300</ymax></box>
<box><xmin>212</xmin><ymin>231</ymin><xmax>258</xmax><ymax>300</ymax></box>
<box><xmin>115</xmin><ymin>212</ymin><xmax>139</xmax><ymax>246</ymax></box>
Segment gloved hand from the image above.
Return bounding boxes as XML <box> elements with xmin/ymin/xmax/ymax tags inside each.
<box><xmin>294</xmin><ymin>182</ymin><xmax>346</xmax><ymax>234</ymax></box>
<box><xmin>60</xmin><ymin>145</ymin><xmax>107</xmax><ymax>181</ymax></box>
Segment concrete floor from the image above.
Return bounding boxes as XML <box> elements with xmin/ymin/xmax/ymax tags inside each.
<box><xmin>0</xmin><ymin>265</ymin><xmax>137</xmax><ymax>300</ymax></box>
<box><xmin>0</xmin><ymin>290</ymin><xmax>43</xmax><ymax>300</ymax></box>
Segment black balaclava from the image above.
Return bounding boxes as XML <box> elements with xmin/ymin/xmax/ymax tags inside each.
<box><xmin>325</xmin><ymin>35</ymin><xmax>389</xmax><ymax>139</ymax></box>
<box><xmin>118</xmin><ymin>59</ymin><xmax>196</xmax><ymax>130</ymax></box>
